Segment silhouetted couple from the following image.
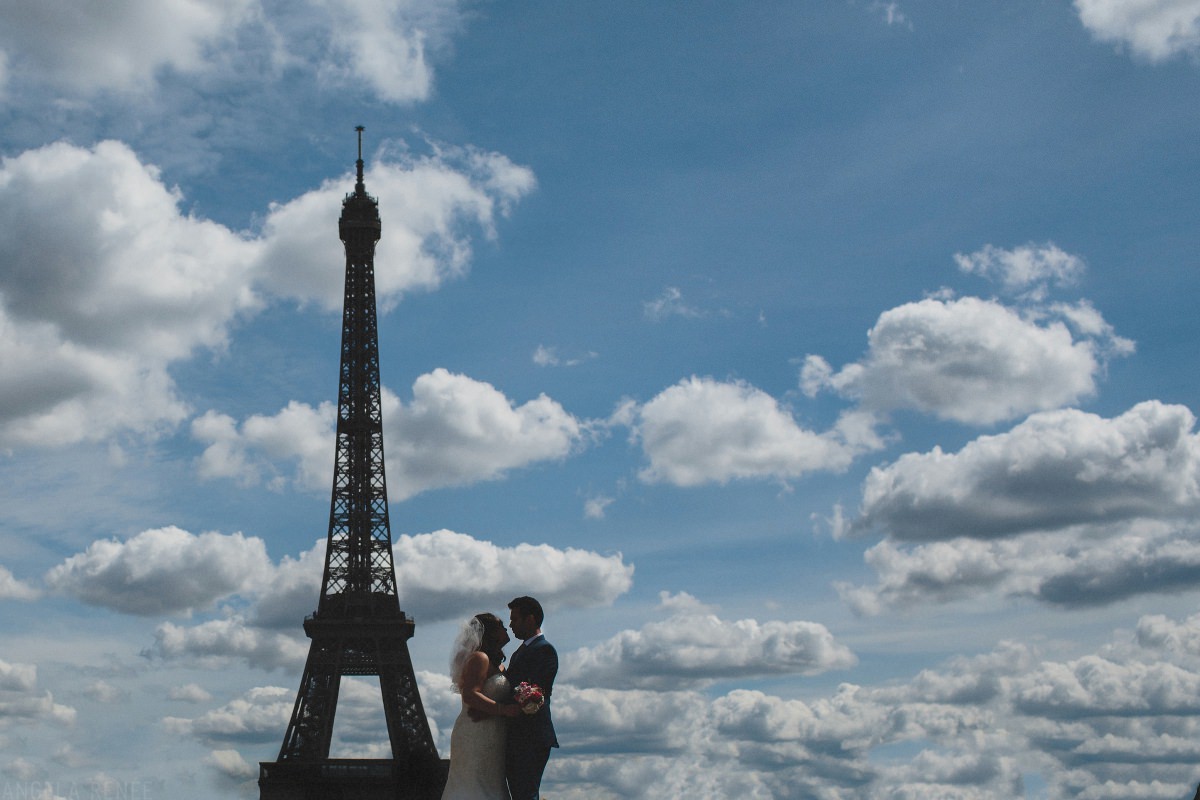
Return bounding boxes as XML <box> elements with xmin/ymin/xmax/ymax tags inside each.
<box><xmin>441</xmin><ymin>596</ymin><xmax>559</xmax><ymax>800</ymax></box>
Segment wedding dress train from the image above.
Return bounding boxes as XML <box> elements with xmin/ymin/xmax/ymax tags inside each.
<box><xmin>441</xmin><ymin>673</ymin><xmax>510</xmax><ymax>800</ymax></box>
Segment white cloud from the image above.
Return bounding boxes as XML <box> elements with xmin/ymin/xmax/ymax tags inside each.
<box><xmin>850</xmin><ymin>401</ymin><xmax>1200</xmax><ymax>542</ymax></box>
<box><xmin>1014</xmin><ymin>653</ymin><xmax>1200</xmax><ymax>717</ymax></box>
<box><xmin>802</xmin><ymin>294</ymin><xmax>1125</xmax><ymax>425</ymax></box>
<box><xmin>629</xmin><ymin>376</ymin><xmax>875</xmax><ymax>487</ymax></box>
<box><xmin>0</xmin><ymin>661</ymin><xmax>36</xmax><ymax>693</ymax></box>
<box><xmin>163</xmin><ymin>685</ymin><xmax>293</xmax><ymax>744</ymax></box>
<box><xmin>0</xmin><ymin>0</ymin><xmax>467</xmax><ymax>104</ymax></box>
<box><xmin>313</xmin><ymin>0</ymin><xmax>438</xmax><ymax>103</ymax></box>
<box><xmin>205</xmin><ymin>748</ymin><xmax>256</xmax><ymax>781</ymax></box>
<box><xmin>838</xmin><ymin>401</ymin><xmax>1200</xmax><ymax>612</ymax></box>
<box><xmin>250</xmin><ymin>540</ymin><xmax>328</xmax><ymax>630</ymax></box>
<box><xmin>954</xmin><ymin>242</ymin><xmax>1086</xmax><ymax>298</ymax></box>
<box><xmin>143</xmin><ymin>529</ymin><xmax>630</xmax><ymax>669</ymax></box>
<box><xmin>192</xmin><ymin>402</ymin><xmax>335</xmax><ymax>490</ymax></box>
<box><xmin>257</xmin><ymin>148</ymin><xmax>535</xmax><ymax>311</ymax></box>
<box><xmin>533</xmin><ymin>344</ymin><xmax>597</xmax><ymax>368</ymax></box>
<box><xmin>0</xmin><ymin>141</ymin><xmax>260</xmax><ymax>449</ymax></box>
<box><xmin>168</xmin><ymin>684</ymin><xmax>214</xmax><ymax>704</ymax></box>
<box><xmin>389</xmin><ymin>370</ymin><xmax>586</xmax><ymax>498</ymax></box>
<box><xmin>1075</xmin><ymin>0</ymin><xmax>1200</xmax><ymax>62</ymax></box>
<box><xmin>44</xmin><ymin>527</ymin><xmax>272</xmax><ymax>616</ymax></box>
<box><xmin>552</xmin><ymin>686</ymin><xmax>710</xmax><ymax>754</ymax></box>
<box><xmin>146</xmin><ymin>617</ymin><xmax>308</xmax><ymax>671</ymax></box>
<box><xmin>533</xmin><ymin>345</ymin><xmax>559</xmax><ymax>366</ymax></box>
<box><xmin>643</xmin><ymin>286</ymin><xmax>703</xmax><ymax>321</ymax></box>
<box><xmin>583</xmin><ymin>495</ymin><xmax>614</xmax><ymax>520</ymax></box>
<box><xmin>565</xmin><ymin>592</ymin><xmax>856</xmax><ymax>689</ymax></box>
<box><xmin>0</xmin><ymin>0</ymin><xmax>256</xmax><ymax>93</ymax></box>
<box><xmin>839</xmin><ymin>520</ymin><xmax>1200</xmax><ymax>614</ymax></box>
<box><xmin>171</xmin><ymin>679</ymin><xmax>406</xmax><ymax>760</ymax></box>
<box><xmin>195</xmin><ymin>370</ymin><xmax>586</xmax><ymax>498</ymax></box>
<box><xmin>0</xmin><ymin>139</ymin><xmax>533</xmax><ymax>453</ymax></box>
<box><xmin>0</xmin><ymin>660</ymin><xmax>75</xmax><ymax>728</ymax></box>
<box><xmin>82</xmin><ymin>681</ymin><xmax>127</xmax><ymax>705</ymax></box>
<box><xmin>0</xmin><ymin>565</ymin><xmax>38</xmax><ymax>601</ymax></box>
<box><xmin>391</xmin><ymin>529</ymin><xmax>633</xmax><ymax>623</ymax></box>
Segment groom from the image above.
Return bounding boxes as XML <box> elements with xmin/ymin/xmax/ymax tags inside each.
<box><xmin>504</xmin><ymin>596</ymin><xmax>559</xmax><ymax>800</ymax></box>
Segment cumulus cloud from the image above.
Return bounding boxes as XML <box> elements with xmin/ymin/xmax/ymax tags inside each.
<box><xmin>0</xmin><ymin>0</ymin><xmax>466</xmax><ymax>102</ymax></box>
<box><xmin>387</xmin><ymin>370</ymin><xmax>585</xmax><ymax>499</ymax></box>
<box><xmin>802</xmin><ymin>294</ymin><xmax>1130</xmax><ymax>425</ymax></box>
<box><xmin>142</xmin><ymin>529</ymin><xmax>630</xmax><ymax>669</ymax></box>
<box><xmin>0</xmin><ymin>141</ymin><xmax>260</xmax><ymax>448</ymax></box>
<box><xmin>1075</xmin><ymin>0</ymin><xmax>1200</xmax><ymax>62</ymax></box>
<box><xmin>839</xmin><ymin>521</ymin><xmax>1200</xmax><ymax>614</ymax></box>
<box><xmin>169</xmin><ymin>679</ymin><xmax>400</xmax><ymax>759</ymax></box>
<box><xmin>0</xmin><ymin>139</ymin><xmax>533</xmax><ymax>452</ymax></box>
<box><xmin>194</xmin><ymin>370</ymin><xmax>586</xmax><ymax>499</ymax></box>
<box><xmin>258</xmin><ymin>148</ymin><xmax>535</xmax><ymax>311</ymax></box>
<box><xmin>955</xmin><ymin>242</ymin><xmax>1085</xmax><ymax>298</ymax></box>
<box><xmin>45</xmin><ymin>527</ymin><xmax>272</xmax><ymax>616</ymax></box>
<box><xmin>543</xmin><ymin>645</ymin><xmax>1027</xmax><ymax>798</ymax></box>
<box><xmin>849</xmin><ymin>401</ymin><xmax>1200</xmax><ymax>542</ymax></box>
<box><xmin>1013</xmin><ymin>654</ymin><xmax>1200</xmax><ymax>717</ymax></box>
<box><xmin>164</xmin><ymin>613</ymin><xmax>1200</xmax><ymax>799</ymax></box>
<box><xmin>192</xmin><ymin>402</ymin><xmax>335</xmax><ymax>490</ymax></box>
<box><xmin>837</xmin><ymin>401</ymin><xmax>1200</xmax><ymax>612</ymax></box>
<box><xmin>205</xmin><ymin>748</ymin><xmax>255</xmax><ymax>781</ymax></box>
<box><xmin>391</xmin><ymin>530</ymin><xmax>633</xmax><ymax>623</ymax></box>
<box><xmin>628</xmin><ymin>376</ymin><xmax>881</xmax><ymax>487</ymax></box>
<box><xmin>168</xmin><ymin>684</ymin><xmax>214</xmax><ymax>704</ymax></box>
<box><xmin>564</xmin><ymin>592</ymin><xmax>855</xmax><ymax>689</ymax></box>
<box><xmin>145</xmin><ymin>617</ymin><xmax>308</xmax><ymax>671</ymax></box>
<box><xmin>0</xmin><ymin>660</ymin><xmax>75</xmax><ymax>728</ymax></box>
<box><xmin>0</xmin><ymin>565</ymin><xmax>38</xmax><ymax>601</ymax></box>
<box><xmin>249</xmin><ymin>540</ymin><xmax>328</xmax><ymax>630</ymax></box>
<box><xmin>0</xmin><ymin>0</ymin><xmax>256</xmax><ymax>93</ymax></box>
<box><xmin>163</xmin><ymin>685</ymin><xmax>293</xmax><ymax>744</ymax></box>
<box><xmin>314</xmin><ymin>0</ymin><xmax>436</xmax><ymax>103</ymax></box>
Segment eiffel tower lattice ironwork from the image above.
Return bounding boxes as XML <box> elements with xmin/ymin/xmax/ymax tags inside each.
<box><xmin>260</xmin><ymin>128</ymin><xmax>446</xmax><ymax>800</ymax></box>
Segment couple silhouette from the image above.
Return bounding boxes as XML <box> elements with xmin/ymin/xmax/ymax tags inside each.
<box><xmin>441</xmin><ymin>596</ymin><xmax>559</xmax><ymax>800</ymax></box>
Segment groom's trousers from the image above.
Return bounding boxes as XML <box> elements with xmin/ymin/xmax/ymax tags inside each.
<box><xmin>507</xmin><ymin>743</ymin><xmax>551</xmax><ymax>800</ymax></box>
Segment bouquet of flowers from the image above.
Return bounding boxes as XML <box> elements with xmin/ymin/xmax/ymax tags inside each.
<box><xmin>514</xmin><ymin>682</ymin><xmax>544</xmax><ymax>714</ymax></box>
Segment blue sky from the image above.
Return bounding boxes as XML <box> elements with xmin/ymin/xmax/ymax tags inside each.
<box><xmin>2</xmin><ymin>1</ymin><xmax>1200</xmax><ymax>798</ymax></box>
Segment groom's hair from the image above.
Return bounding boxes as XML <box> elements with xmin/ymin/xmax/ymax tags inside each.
<box><xmin>508</xmin><ymin>596</ymin><xmax>544</xmax><ymax>627</ymax></box>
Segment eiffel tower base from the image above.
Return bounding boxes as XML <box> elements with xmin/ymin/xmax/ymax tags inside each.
<box><xmin>258</xmin><ymin>756</ymin><xmax>449</xmax><ymax>800</ymax></box>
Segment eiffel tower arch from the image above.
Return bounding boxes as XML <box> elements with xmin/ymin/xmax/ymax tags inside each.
<box><xmin>260</xmin><ymin>129</ymin><xmax>447</xmax><ymax>800</ymax></box>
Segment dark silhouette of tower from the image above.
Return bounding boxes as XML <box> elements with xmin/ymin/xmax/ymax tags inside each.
<box><xmin>260</xmin><ymin>129</ymin><xmax>446</xmax><ymax>800</ymax></box>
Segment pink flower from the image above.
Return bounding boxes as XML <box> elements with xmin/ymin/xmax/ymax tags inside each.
<box><xmin>515</xmin><ymin>682</ymin><xmax>544</xmax><ymax>714</ymax></box>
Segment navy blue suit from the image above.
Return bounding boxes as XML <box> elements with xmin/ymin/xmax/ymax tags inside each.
<box><xmin>505</xmin><ymin>634</ymin><xmax>558</xmax><ymax>800</ymax></box>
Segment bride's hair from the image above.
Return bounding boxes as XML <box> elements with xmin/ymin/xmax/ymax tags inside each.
<box><xmin>449</xmin><ymin>612</ymin><xmax>507</xmax><ymax>692</ymax></box>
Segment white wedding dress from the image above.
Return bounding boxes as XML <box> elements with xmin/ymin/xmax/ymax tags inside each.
<box><xmin>441</xmin><ymin>673</ymin><xmax>510</xmax><ymax>800</ymax></box>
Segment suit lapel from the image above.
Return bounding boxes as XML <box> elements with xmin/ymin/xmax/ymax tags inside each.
<box><xmin>510</xmin><ymin>634</ymin><xmax>541</xmax><ymax>673</ymax></box>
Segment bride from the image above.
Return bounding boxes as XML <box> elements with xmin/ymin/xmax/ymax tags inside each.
<box><xmin>441</xmin><ymin>613</ymin><xmax>520</xmax><ymax>800</ymax></box>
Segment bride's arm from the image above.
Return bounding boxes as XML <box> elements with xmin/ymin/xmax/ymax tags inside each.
<box><xmin>460</xmin><ymin>652</ymin><xmax>519</xmax><ymax>718</ymax></box>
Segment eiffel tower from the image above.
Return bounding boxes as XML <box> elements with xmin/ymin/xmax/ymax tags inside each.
<box><xmin>260</xmin><ymin>128</ymin><xmax>446</xmax><ymax>800</ymax></box>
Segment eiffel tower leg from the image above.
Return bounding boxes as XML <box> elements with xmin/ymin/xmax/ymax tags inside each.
<box><xmin>378</xmin><ymin>640</ymin><xmax>446</xmax><ymax>799</ymax></box>
<box><xmin>278</xmin><ymin>638</ymin><xmax>344</xmax><ymax>761</ymax></box>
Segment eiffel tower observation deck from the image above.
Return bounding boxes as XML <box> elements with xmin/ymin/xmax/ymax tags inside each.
<box><xmin>260</xmin><ymin>128</ymin><xmax>447</xmax><ymax>800</ymax></box>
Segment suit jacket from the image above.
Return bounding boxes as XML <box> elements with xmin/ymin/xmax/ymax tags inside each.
<box><xmin>505</xmin><ymin>634</ymin><xmax>559</xmax><ymax>749</ymax></box>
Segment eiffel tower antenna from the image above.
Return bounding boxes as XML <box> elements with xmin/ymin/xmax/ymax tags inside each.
<box><xmin>260</xmin><ymin>128</ymin><xmax>446</xmax><ymax>800</ymax></box>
